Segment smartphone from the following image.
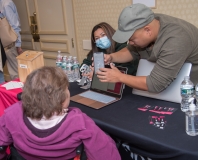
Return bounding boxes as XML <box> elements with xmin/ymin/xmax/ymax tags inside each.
<box><xmin>93</xmin><ymin>52</ymin><xmax>104</xmax><ymax>73</ymax></box>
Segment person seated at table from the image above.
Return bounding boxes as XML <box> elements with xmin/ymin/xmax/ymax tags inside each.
<box><xmin>0</xmin><ymin>66</ymin><xmax>121</xmax><ymax>160</ymax></box>
<box><xmin>81</xmin><ymin>22</ymin><xmax>139</xmax><ymax>79</ymax></box>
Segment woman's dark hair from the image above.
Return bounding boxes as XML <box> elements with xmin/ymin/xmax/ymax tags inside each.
<box><xmin>21</xmin><ymin>66</ymin><xmax>69</xmax><ymax>120</ymax></box>
<box><xmin>90</xmin><ymin>22</ymin><xmax>116</xmax><ymax>56</ymax></box>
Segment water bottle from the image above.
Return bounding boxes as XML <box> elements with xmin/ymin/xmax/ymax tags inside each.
<box><xmin>61</xmin><ymin>56</ymin><xmax>67</xmax><ymax>74</ymax></box>
<box><xmin>180</xmin><ymin>76</ymin><xmax>194</xmax><ymax>112</ymax></box>
<box><xmin>69</xmin><ymin>56</ymin><xmax>73</xmax><ymax>62</ymax></box>
<box><xmin>73</xmin><ymin>57</ymin><xmax>80</xmax><ymax>81</ymax></box>
<box><xmin>186</xmin><ymin>97</ymin><xmax>198</xmax><ymax>136</ymax></box>
<box><xmin>66</xmin><ymin>58</ymin><xmax>74</xmax><ymax>82</ymax></box>
<box><xmin>195</xmin><ymin>83</ymin><xmax>198</xmax><ymax>109</ymax></box>
<box><xmin>56</xmin><ymin>51</ymin><xmax>62</xmax><ymax>68</ymax></box>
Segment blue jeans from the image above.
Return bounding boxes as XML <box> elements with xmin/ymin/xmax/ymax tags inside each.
<box><xmin>0</xmin><ymin>71</ymin><xmax>5</xmax><ymax>84</ymax></box>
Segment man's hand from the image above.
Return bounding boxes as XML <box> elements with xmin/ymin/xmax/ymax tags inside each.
<box><xmin>104</xmin><ymin>54</ymin><xmax>113</xmax><ymax>65</ymax></box>
<box><xmin>96</xmin><ymin>63</ymin><xmax>122</xmax><ymax>83</ymax></box>
<box><xmin>16</xmin><ymin>47</ymin><xmax>23</xmax><ymax>55</ymax></box>
<box><xmin>92</xmin><ymin>54</ymin><xmax>113</xmax><ymax>66</ymax></box>
<box><xmin>97</xmin><ymin>63</ymin><xmax>148</xmax><ymax>91</ymax></box>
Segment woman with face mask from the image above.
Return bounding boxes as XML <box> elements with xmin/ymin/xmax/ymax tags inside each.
<box><xmin>81</xmin><ymin>22</ymin><xmax>139</xmax><ymax>79</ymax></box>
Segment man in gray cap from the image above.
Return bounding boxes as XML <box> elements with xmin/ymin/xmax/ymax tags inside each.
<box><xmin>97</xmin><ymin>3</ymin><xmax>198</xmax><ymax>93</ymax></box>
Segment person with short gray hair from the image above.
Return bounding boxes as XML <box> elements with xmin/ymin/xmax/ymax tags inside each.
<box><xmin>96</xmin><ymin>3</ymin><xmax>198</xmax><ymax>93</ymax></box>
<box><xmin>0</xmin><ymin>66</ymin><xmax>121</xmax><ymax>160</ymax></box>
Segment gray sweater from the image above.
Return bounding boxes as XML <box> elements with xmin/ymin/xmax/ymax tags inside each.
<box><xmin>128</xmin><ymin>13</ymin><xmax>198</xmax><ymax>93</ymax></box>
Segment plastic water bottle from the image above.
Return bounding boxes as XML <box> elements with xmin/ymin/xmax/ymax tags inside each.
<box><xmin>180</xmin><ymin>76</ymin><xmax>194</xmax><ymax>112</ymax></box>
<box><xmin>56</xmin><ymin>51</ymin><xmax>62</xmax><ymax>68</ymax></box>
<box><xmin>73</xmin><ymin>57</ymin><xmax>80</xmax><ymax>81</ymax></box>
<box><xmin>186</xmin><ymin>97</ymin><xmax>198</xmax><ymax>136</ymax></box>
<box><xmin>61</xmin><ymin>56</ymin><xmax>67</xmax><ymax>74</ymax></box>
<box><xmin>66</xmin><ymin>58</ymin><xmax>74</xmax><ymax>82</ymax></box>
<box><xmin>69</xmin><ymin>56</ymin><xmax>73</xmax><ymax>63</ymax></box>
<box><xmin>195</xmin><ymin>83</ymin><xmax>198</xmax><ymax>109</ymax></box>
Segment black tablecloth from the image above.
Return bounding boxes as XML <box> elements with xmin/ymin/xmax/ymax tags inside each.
<box><xmin>69</xmin><ymin>82</ymin><xmax>198</xmax><ymax>160</ymax></box>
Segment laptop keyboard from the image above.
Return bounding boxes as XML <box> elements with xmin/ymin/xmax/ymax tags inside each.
<box><xmin>79</xmin><ymin>90</ymin><xmax>116</xmax><ymax>104</ymax></box>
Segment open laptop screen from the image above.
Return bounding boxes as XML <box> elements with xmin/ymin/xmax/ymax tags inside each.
<box><xmin>132</xmin><ymin>59</ymin><xmax>192</xmax><ymax>103</ymax></box>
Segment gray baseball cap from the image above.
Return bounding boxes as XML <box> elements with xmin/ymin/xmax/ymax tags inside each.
<box><xmin>112</xmin><ymin>3</ymin><xmax>154</xmax><ymax>43</ymax></box>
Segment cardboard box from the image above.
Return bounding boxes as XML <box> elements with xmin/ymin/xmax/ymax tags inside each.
<box><xmin>16</xmin><ymin>50</ymin><xmax>44</xmax><ymax>82</ymax></box>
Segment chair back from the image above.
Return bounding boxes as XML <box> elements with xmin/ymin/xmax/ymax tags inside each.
<box><xmin>9</xmin><ymin>145</ymin><xmax>25</xmax><ymax>160</ymax></box>
<box><xmin>0</xmin><ymin>144</ymin><xmax>87</xmax><ymax>160</ymax></box>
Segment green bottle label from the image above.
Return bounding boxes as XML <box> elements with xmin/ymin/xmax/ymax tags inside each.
<box><xmin>181</xmin><ymin>88</ymin><xmax>194</xmax><ymax>95</ymax></box>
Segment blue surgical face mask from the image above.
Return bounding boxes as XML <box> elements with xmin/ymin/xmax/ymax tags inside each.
<box><xmin>95</xmin><ymin>36</ymin><xmax>111</xmax><ymax>49</ymax></box>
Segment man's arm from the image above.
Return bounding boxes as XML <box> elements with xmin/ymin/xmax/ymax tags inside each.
<box><xmin>120</xmin><ymin>74</ymin><xmax>148</xmax><ymax>91</ymax></box>
<box><xmin>105</xmin><ymin>47</ymin><xmax>133</xmax><ymax>64</ymax></box>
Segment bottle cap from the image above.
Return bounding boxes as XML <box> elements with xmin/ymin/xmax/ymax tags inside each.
<box><xmin>189</xmin><ymin>97</ymin><xmax>196</xmax><ymax>111</ymax></box>
<box><xmin>184</xmin><ymin>76</ymin><xmax>190</xmax><ymax>80</ymax></box>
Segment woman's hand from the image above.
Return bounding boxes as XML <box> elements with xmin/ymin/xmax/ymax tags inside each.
<box><xmin>82</xmin><ymin>66</ymin><xmax>94</xmax><ymax>80</ymax></box>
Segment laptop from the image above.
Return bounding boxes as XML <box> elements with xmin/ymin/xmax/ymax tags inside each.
<box><xmin>132</xmin><ymin>59</ymin><xmax>192</xmax><ymax>103</ymax></box>
<box><xmin>70</xmin><ymin>66</ymin><xmax>127</xmax><ymax>109</ymax></box>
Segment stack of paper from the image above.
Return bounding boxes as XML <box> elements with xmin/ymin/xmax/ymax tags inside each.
<box><xmin>1</xmin><ymin>81</ymin><xmax>24</xmax><ymax>90</ymax></box>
